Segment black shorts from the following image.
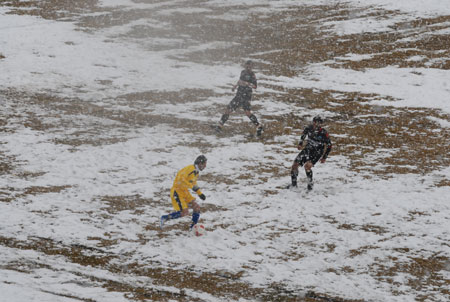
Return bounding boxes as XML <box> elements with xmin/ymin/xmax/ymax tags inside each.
<box><xmin>227</xmin><ymin>93</ymin><xmax>252</xmax><ymax>111</ymax></box>
<box><xmin>294</xmin><ymin>147</ymin><xmax>322</xmax><ymax>166</ymax></box>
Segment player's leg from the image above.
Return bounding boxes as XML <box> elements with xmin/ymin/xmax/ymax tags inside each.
<box><xmin>304</xmin><ymin>161</ymin><xmax>314</xmax><ymax>190</ymax></box>
<box><xmin>290</xmin><ymin>162</ymin><xmax>300</xmax><ymax>188</ymax></box>
<box><xmin>160</xmin><ymin>189</ymin><xmax>188</xmax><ymax>228</ymax></box>
<box><xmin>217</xmin><ymin>97</ymin><xmax>239</xmax><ymax>131</ymax></box>
<box><xmin>290</xmin><ymin>152</ymin><xmax>305</xmax><ymax>187</ymax></box>
<box><xmin>305</xmin><ymin>150</ymin><xmax>321</xmax><ymax>190</ymax></box>
<box><xmin>189</xmin><ymin>200</ymin><xmax>201</xmax><ymax>229</ymax></box>
<box><xmin>246</xmin><ymin>111</ymin><xmax>260</xmax><ymax>127</ymax></box>
<box><xmin>218</xmin><ymin>108</ymin><xmax>230</xmax><ymax>127</ymax></box>
<box><xmin>243</xmin><ymin>98</ymin><xmax>263</xmax><ymax>136</ymax></box>
<box><xmin>245</xmin><ymin>110</ymin><xmax>263</xmax><ymax>136</ymax></box>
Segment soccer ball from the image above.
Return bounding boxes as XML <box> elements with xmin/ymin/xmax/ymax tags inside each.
<box><xmin>192</xmin><ymin>224</ymin><xmax>206</xmax><ymax>236</ymax></box>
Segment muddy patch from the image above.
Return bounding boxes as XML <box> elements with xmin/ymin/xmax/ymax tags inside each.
<box><xmin>1</xmin><ymin>1</ymin><xmax>449</xmax><ymax>302</ymax></box>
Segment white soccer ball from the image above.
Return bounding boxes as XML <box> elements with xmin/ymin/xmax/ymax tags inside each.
<box><xmin>192</xmin><ymin>224</ymin><xmax>206</xmax><ymax>236</ymax></box>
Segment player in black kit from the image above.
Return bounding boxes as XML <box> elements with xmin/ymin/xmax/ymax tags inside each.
<box><xmin>289</xmin><ymin>116</ymin><xmax>332</xmax><ymax>190</ymax></box>
<box><xmin>215</xmin><ymin>60</ymin><xmax>263</xmax><ymax>137</ymax></box>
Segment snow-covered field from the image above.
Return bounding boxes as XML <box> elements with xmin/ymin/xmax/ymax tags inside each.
<box><xmin>1</xmin><ymin>1</ymin><xmax>449</xmax><ymax>301</ymax></box>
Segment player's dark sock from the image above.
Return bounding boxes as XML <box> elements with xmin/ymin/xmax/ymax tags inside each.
<box><xmin>219</xmin><ymin>113</ymin><xmax>229</xmax><ymax>125</ymax></box>
<box><xmin>256</xmin><ymin>125</ymin><xmax>263</xmax><ymax>137</ymax></box>
<box><xmin>249</xmin><ymin>114</ymin><xmax>259</xmax><ymax>126</ymax></box>
<box><xmin>306</xmin><ymin>170</ymin><xmax>313</xmax><ymax>190</ymax></box>
<box><xmin>168</xmin><ymin>211</ymin><xmax>181</xmax><ymax>220</ymax></box>
<box><xmin>291</xmin><ymin>170</ymin><xmax>298</xmax><ymax>187</ymax></box>
<box><xmin>213</xmin><ymin>125</ymin><xmax>222</xmax><ymax>133</ymax></box>
<box><xmin>306</xmin><ymin>170</ymin><xmax>313</xmax><ymax>183</ymax></box>
<box><xmin>190</xmin><ymin>212</ymin><xmax>200</xmax><ymax>229</ymax></box>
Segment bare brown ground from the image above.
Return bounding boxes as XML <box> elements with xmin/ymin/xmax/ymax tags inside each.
<box><xmin>1</xmin><ymin>1</ymin><xmax>449</xmax><ymax>301</ymax></box>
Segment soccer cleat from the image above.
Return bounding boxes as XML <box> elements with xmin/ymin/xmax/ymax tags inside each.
<box><xmin>160</xmin><ymin>216</ymin><xmax>166</xmax><ymax>229</ymax></box>
<box><xmin>256</xmin><ymin>125</ymin><xmax>263</xmax><ymax>137</ymax></box>
<box><xmin>307</xmin><ymin>182</ymin><xmax>314</xmax><ymax>191</ymax></box>
<box><xmin>210</xmin><ymin>124</ymin><xmax>222</xmax><ymax>133</ymax></box>
<box><xmin>214</xmin><ymin>125</ymin><xmax>223</xmax><ymax>133</ymax></box>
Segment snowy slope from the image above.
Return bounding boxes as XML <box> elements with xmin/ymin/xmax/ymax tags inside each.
<box><xmin>1</xmin><ymin>1</ymin><xmax>449</xmax><ymax>301</ymax></box>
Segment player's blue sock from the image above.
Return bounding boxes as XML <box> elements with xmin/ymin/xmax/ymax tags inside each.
<box><xmin>168</xmin><ymin>211</ymin><xmax>181</xmax><ymax>220</ymax></box>
<box><xmin>190</xmin><ymin>212</ymin><xmax>200</xmax><ymax>229</ymax></box>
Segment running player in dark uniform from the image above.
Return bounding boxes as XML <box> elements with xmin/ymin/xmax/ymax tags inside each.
<box><xmin>215</xmin><ymin>60</ymin><xmax>263</xmax><ymax>137</ymax></box>
<box><xmin>289</xmin><ymin>116</ymin><xmax>332</xmax><ymax>190</ymax></box>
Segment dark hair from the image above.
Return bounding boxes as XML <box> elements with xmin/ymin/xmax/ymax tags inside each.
<box><xmin>313</xmin><ymin>116</ymin><xmax>323</xmax><ymax>123</ymax></box>
<box><xmin>245</xmin><ymin>60</ymin><xmax>253</xmax><ymax>65</ymax></box>
<box><xmin>194</xmin><ymin>155</ymin><xmax>207</xmax><ymax>165</ymax></box>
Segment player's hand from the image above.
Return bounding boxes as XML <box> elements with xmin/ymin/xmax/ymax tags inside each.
<box><xmin>297</xmin><ymin>144</ymin><xmax>302</xmax><ymax>150</ymax></box>
<box><xmin>199</xmin><ymin>194</ymin><xmax>206</xmax><ymax>201</ymax></box>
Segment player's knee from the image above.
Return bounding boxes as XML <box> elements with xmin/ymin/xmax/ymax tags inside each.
<box><xmin>190</xmin><ymin>200</ymin><xmax>200</xmax><ymax>212</ymax></box>
<box><xmin>304</xmin><ymin>162</ymin><xmax>313</xmax><ymax>170</ymax></box>
<box><xmin>181</xmin><ymin>208</ymin><xmax>189</xmax><ymax>217</ymax></box>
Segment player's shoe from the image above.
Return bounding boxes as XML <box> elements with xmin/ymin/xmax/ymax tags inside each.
<box><xmin>160</xmin><ymin>216</ymin><xmax>166</xmax><ymax>229</ymax></box>
<box><xmin>307</xmin><ymin>182</ymin><xmax>314</xmax><ymax>191</ymax></box>
<box><xmin>209</xmin><ymin>124</ymin><xmax>222</xmax><ymax>133</ymax></box>
<box><xmin>256</xmin><ymin>125</ymin><xmax>263</xmax><ymax>137</ymax></box>
<box><xmin>286</xmin><ymin>184</ymin><xmax>297</xmax><ymax>189</ymax></box>
<box><xmin>214</xmin><ymin>125</ymin><xmax>223</xmax><ymax>133</ymax></box>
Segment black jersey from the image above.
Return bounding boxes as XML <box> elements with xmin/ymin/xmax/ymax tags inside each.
<box><xmin>299</xmin><ymin>124</ymin><xmax>332</xmax><ymax>159</ymax></box>
<box><xmin>237</xmin><ymin>69</ymin><xmax>257</xmax><ymax>96</ymax></box>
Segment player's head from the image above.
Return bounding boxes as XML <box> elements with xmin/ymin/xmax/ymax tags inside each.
<box><xmin>313</xmin><ymin>116</ymin><xmax>323</xmax><ymax>125</ymax></box>
<box><xmin>245</xmin><ymin>60</ymin><xmax>254</xmax><ymax>70</ymax></box>
<box><xmin>194</xmin><ymin>155</ymin><xmax>207</xmax><ymax>171</ymax></box>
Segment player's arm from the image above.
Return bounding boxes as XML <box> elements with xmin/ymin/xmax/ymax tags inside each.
<box><xmin>192</xmin><ymin>181</ymin><xmax>206</xmax><ymax>200</ymax></box>
<box><xmin>297</xmin><ymin>127</ymin><xmax>309</xmax><ymax>149</ymax></box>
<box><xmin>237</xmin><ymin>79</ymin><xmax>254</xmax><ymax>88</ymax></box>
<box><xmin>237</xmin><ymin>79</ymin><xmax>256</xmax><ymax>89</ymax></box>
<box><xmin>186</xmin><ymin>169</ymin><xmax>206</xmax><ymax>200</ymax></box>
<box><xmin>233</xmin><ymin>71</ymin><xmax>245</xmax><ymax>90</ymax></box>
<box><xmin>250</xmin><ymin>73</ymin><xmax>257</xmax><ymax>90</ymax></box>
<box><xmin>191</xmin><ymin>181</ymin><xmax>203</xmax><ymax>196</ymax></box>
<box><xmin>192</xmin><ymin>183</ymin><xmax>205</xmax><ymax>200</ymax></box>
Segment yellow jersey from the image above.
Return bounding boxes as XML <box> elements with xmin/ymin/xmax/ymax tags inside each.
<box><xmin>172</xmin><ymin>164</ymin><xmax>203</xmax><ymax>196</ymax></box>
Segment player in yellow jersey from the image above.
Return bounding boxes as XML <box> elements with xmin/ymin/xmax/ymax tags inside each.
<box><xmin>160</xmin><ymin>155</ymin><xmax>207</xmax><ymax>230</ymax></box>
